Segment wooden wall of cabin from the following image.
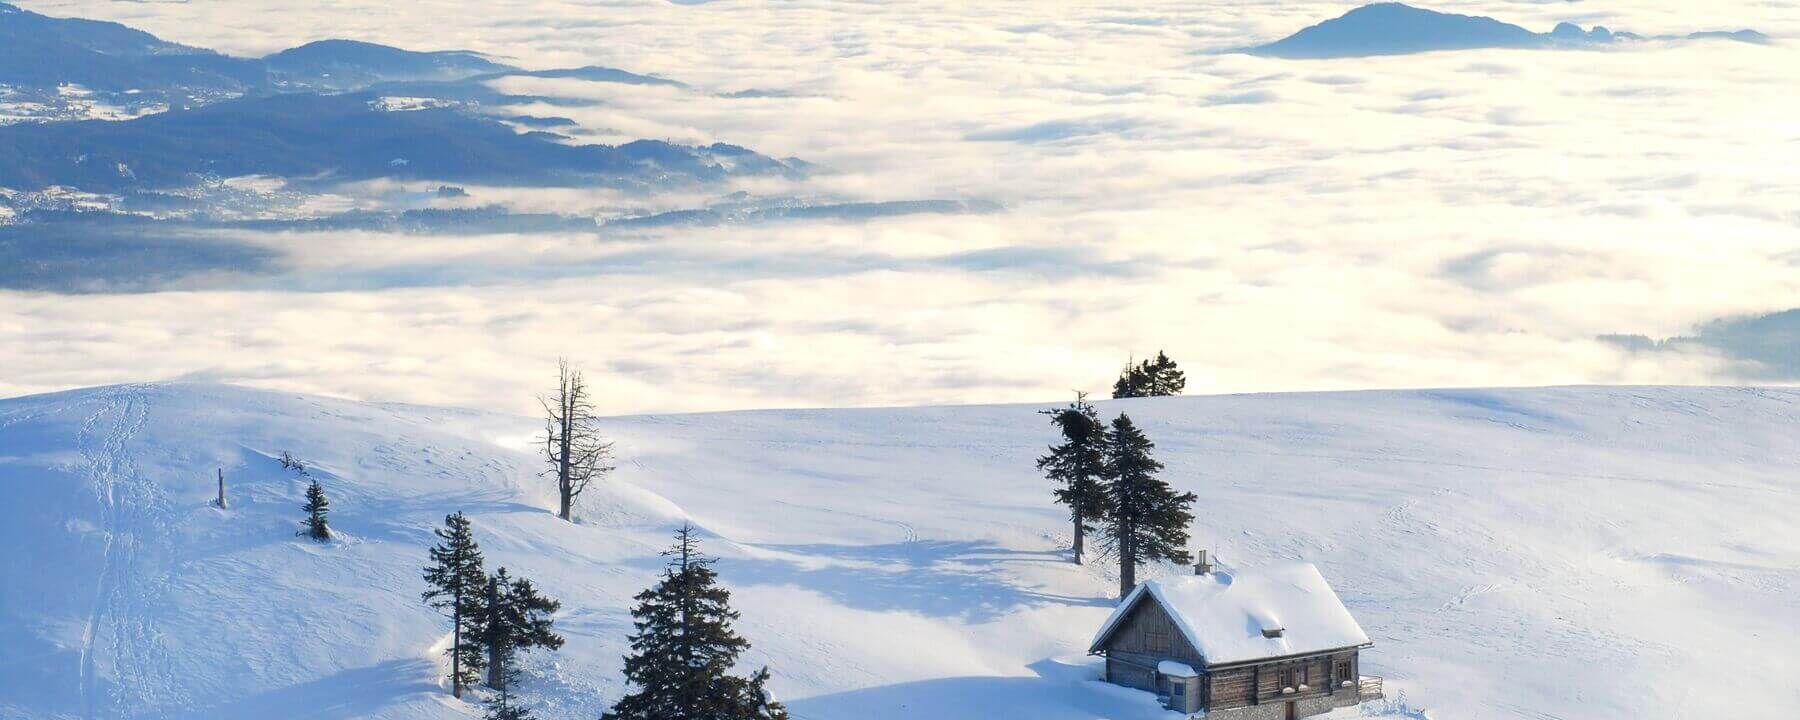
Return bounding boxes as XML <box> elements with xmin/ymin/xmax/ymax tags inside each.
<box><xmin>1204</xmin><ymin>650</ymin><xmax>1360</xmax><ymax>711</ymax></box>
<box><xmin>1101</xmin><ymin>595</ymin><xmax>1205</xmax><ymax>665</ymax></box>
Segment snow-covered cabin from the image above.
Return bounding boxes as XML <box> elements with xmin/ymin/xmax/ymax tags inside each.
<box><xmin>1087</xmin><ymin>561</ymin><xmax>1380</xmax><ymax>718</ymax></box>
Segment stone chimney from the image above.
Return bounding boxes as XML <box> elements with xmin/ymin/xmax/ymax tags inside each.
<box><xmin>1194</xmin><ymin>549</ymin><xmax>1212</xmax><ymax>575</ymax></box>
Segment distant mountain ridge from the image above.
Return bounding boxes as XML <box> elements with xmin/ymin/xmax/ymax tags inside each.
<box><xmin>1248</xmin><ymin>3</ymin><xmax>1771</xmax><ymax>59</ymax></box>
<box><xmin>0</xmin><ymin>1</ymin><xmax>679</xmax><ymax>118</ymax></box>
<box><xmin>261</xmin><ymin>39</ymin><xmax>506</xmax><ymax>90</ymax></box>
<box><xmin>0</xmin><ymin>0</ymin><xmax>208</xmax><ymax>57</ymax></box>
<box><xmin>0</xmin><ymin>92</ymin><xmax>800</xmax><ymax>193</ymax></box>
<box><xmin>0</xmin><ymin>2</ymin><xmax>776</xmax><ymax>199</ymax></box>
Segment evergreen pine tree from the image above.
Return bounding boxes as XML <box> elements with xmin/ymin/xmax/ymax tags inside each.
<box><xmin>482</xmin><ymin>568</ymin><xmax>564</xmax><ymax>691</ymax></box>
<box><xmin>1037</xmin><ymin>393</ymin><xmax>1108</xmax><ymax>565</ymax></box>
<box><xmin>1111</xmin><ymin>359</ymin><xmax>1151</xmax><ymax>398</ymax></box>
<box><xmin>1102</xmin><ymin>413</ymin><xmax>1197</xmax><ymax>598</ymax></box>
<box><xmin>422</xmin><ymin>512</ymin><xmax>489</xmax><ymax>698</ymax></box>
<box><xmin>603</xmin><ymin>525</ymin><xmax>790</xmax><ymax>720</ymax></box>
<box><xmin>300</xmin><ymin>479</ymin><xmax>330</xmax><ymax>541</ymax></box>
<box><xmin>1145</xmin><ymin>351</ymin><xmax>1185</xmax><ymax>396</ymax></box>
<box><xmin>1111</xmin><ymin>351</ymin><xmax>1186</xmax><ymax>398</ymax></box>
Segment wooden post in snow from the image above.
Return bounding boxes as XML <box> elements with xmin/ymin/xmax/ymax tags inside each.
<box><xmin>216</xmin><ymin>468</ymin><xmax>227</xmax><ymax>509</ymax></box>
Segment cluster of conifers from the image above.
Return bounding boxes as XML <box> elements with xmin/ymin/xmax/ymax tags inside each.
<box><xmin>262</xmin><ymin>356</ymin><xmax>785</xmax><ymax>720</ymax></box>
<box><xmin>421</xmin><ymin>516</ymin><xmax>786</xmax><ymax>720</ymax></box>
<box><xmin>267</xmin><ymin>351</ymin><xmax>1192</xmax><ymax>717</ymax></box>
<box><xmin>416</xmin><ymin>353</ymin><xmax>785</xmax><ymax>719</ymax></box>
<box><xmin>1043</xmin><ymin>351</ymin><xmax>1198</xmax><ymax>598</ymax></box>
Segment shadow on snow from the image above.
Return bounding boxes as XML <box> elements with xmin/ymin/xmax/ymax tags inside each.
<box><xmin>723</xmin><ymin>539</ymin><xmax>1114</xmax><ymax>622</ymax></box>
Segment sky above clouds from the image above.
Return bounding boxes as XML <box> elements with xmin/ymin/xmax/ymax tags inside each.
<box><xmin>4</xmin><ymin>1</ymin><xmax>1798</xmax><ymax>414</ymax></box>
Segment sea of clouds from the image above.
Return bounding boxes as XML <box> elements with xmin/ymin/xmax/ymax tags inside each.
<box><xmin>3</xmin><ymin>0</ymin><xmax>1797</xmax><ymax>413</ymax></box>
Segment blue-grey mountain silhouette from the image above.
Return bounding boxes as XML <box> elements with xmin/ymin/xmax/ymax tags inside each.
<box><xmin>1247</xmin><ymin>3</ymin><xmax>1770</xmax><ymax>59</ymax></box>
<box><xmin>0</xmin><ymin>92</ymin><xmax>798</xmax><ymax>192</ymax></box>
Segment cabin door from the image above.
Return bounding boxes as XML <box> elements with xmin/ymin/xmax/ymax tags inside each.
<box><xmin>1285</xmin><ymin>701</ymin><xmax>1297</xmax><ymax>720</ymax></box>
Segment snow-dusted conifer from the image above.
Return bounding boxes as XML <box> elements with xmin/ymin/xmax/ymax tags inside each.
<box><xmin>482</xmin><ymin>567</ymin><xmax>564</xmax><ymax>691</ymax></box>
<box><xmin>1037</xmin><ymin>392</ymin><xmax>1109</xmax><ymax>564</ymax></box>
<box><xmin>422</xmin><ymin>512</ymin><xmax>488</xmax><ymax>697</ymax></box>
<box><xmin>1102</xmin><ymin>413</ymin><xmax>1196</xmax><ymax>598</ymax></box>
<box><xmin>603</xmin><ymin>524</ymin><xmax>789</xmax><ymax>720</ymax></box>
<box><xmin>300</xmin><ymin>479</ymin><xmax>330</xmax><ymax>541</ymax></box>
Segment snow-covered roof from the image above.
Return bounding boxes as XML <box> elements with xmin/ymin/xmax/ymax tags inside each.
<box><xmin>1158</xmin><ymin>660</ymin><xmax>1198</xmax><ymax>678</ymax></box>
<box><xmin>1088</xmin><ymin>562</ymin><xmax>1370</xmax><ymax>666</ymax></box>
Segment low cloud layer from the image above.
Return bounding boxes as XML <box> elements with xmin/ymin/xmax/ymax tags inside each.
<box><xmin>3</xmin><ymin>1</ymin><xmax>1798</xmax><ymax>413</ymax></box>
<box><xmin>1604</xmin><ymin>309</ymin><xmax>1800</xmax><ymax>381</ymax></box>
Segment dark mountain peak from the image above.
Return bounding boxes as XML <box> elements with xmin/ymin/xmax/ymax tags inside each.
<box><xmin>266</xmin><ymin>39</ymin><xmax>496</xmax><ymax>67</ymax></box>
<box><xmin>264</xmin><ymin>39</ymin><xmax>509</xmax><ymax>89</ymax></box>
<box><xmin>1687</xmin><ymin>29</ymin><xmax>1770</xmax><ymax>44</ymax></box>
<box><xmin>0</xmin><ymin>2</ymin><xmax>258</xmax><ymax>100</ymax></box>
<box><xmin>1550</xmin><ymin>21</ymin><xmax>1615</xmax><ymax>43</ymax></box>
<box><xmin>1249</xmin><ymin>3</ymin><xmax>1771</xmax><ymax>59</ymax></box>
<box><xmin>0</xmin><ymin>3</ymin><xmax>692</xmax><ymax>121</ymax></box>
<box><xmin>0</xmin><ymin>0</ymin><xmax>209</xmax><ymax>57</ymax></box>
<box><xmin>1249</xmin><ymin>3</ymin><xmax>1540</xmax><ymax>58</ymax></box>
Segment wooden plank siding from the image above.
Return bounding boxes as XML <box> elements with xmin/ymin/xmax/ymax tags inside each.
<box><xmin>1207</xmin><ymin>666</ymin><xmax>1256</xmax><ymax>708</ymax></box>
<box><xmin>1207</xmin><ymin>651</ymin><xmax>1360</xmax><ymax>710</ymax></box>
<box><xmin>1101</xmin><ymin>593</ymin><xmax>1205</xmax><ymax>665</ymax></box>
<box><xmin>1099</xmin><ymin>595</ymin><xmax>1208</xmax><ymax>706</ymax></box>
<box><xmin>1105</xmin><ymin>656</ymin><xmax>1158</xmax><ymax>693</ymax></box>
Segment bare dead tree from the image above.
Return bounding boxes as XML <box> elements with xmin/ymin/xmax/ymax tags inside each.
<box><xmin>541</xmin><ymin>359</ymin><xmax>614</xmax><ymax>521</ymax></box>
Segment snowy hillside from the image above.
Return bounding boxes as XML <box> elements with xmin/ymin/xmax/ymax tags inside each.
<box><xmin>1</xmin><ymin>383</ymin><xmax>1796</xmax><ymax>720</ymax></box>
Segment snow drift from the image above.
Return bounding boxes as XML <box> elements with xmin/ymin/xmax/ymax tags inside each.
<box><xmin>1</xmin><ymin>383</ymin><xmax>1796</xmax><ymax>719</ymax></box>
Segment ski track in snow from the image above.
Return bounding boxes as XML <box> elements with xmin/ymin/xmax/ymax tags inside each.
<box><xmin>75</xmin><ymin>385</ymin><xmax>161</xmax><ymax>719</ymax></box>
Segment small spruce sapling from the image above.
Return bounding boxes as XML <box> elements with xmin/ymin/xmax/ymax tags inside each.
<box><xmin>300</xmin><ymin>479</ymin><xmax>331</xmax><ymax>541</ymax></box>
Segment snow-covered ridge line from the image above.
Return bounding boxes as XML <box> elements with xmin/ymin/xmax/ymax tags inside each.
<box><xmin>1</xmin><ymin>382</ymin><xmax>1795</xmax><ymax>719</ymax></box>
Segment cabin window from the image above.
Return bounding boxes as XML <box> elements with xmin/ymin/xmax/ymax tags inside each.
<box><xmin>1335</xmin><ymin>661</ymin><xmax>1353</xmax><ymax>682</ymax></box>
<box><xmin>1171</xmin><ymin>682</ymin><xmax>1185</xmax><ymax>698</ymax></box>
<box><xmin>1145</xmin><ymin>631</ymin><xmax>1170</xmax><ymax>653</ymax></box>
<box><xmin>1279</xmin><ymin>666</ymin><xmax>1308</xmax><ymax>688</ymax></box>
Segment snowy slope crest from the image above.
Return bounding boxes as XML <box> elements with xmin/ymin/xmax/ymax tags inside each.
<box><xmin>1</xmin><ymin>383</ymin><xmax>1797</xmax><ymax>719</ymax></box>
